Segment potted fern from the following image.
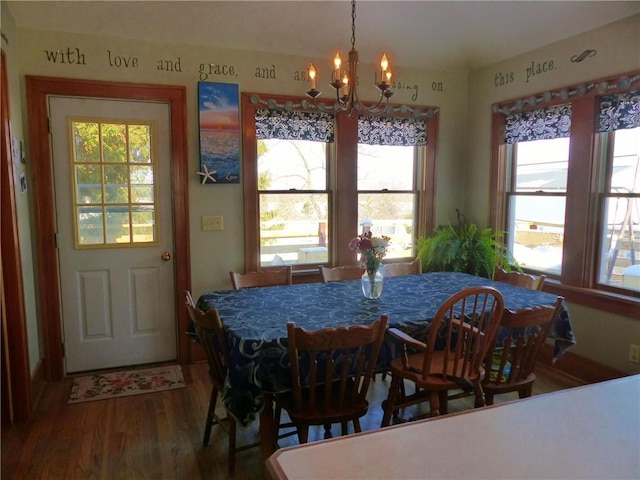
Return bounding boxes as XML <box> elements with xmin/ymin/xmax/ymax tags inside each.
<box><xmin>417</xmin><ymin>211</ymin><xmax>518</xmax><ymax>279</ymax></box>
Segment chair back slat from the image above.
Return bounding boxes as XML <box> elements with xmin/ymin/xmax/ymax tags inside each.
<box><xmin>493</xmin><ymin>267</ymin><xmax>546</xmax><ymax>291</ymax></box>
<box><xmin>286</xmin><ymin>316</ymin><xmax>388</xmax><ymax>415</ymax></box>
<box><xmin>319</xmin><ymin>265</ymin><xmax>364</xmax><ymax>282</ymax></box>
<box><xmin>381</xmin><ymin>259</ymin><xmax>422</xmax><ymax>277</ymax></box>
<box><xmin>230</xmin><ymin>266</ymin><xmax>292</xmax><ymax>289</ymax></box>
<box><xmin>484</xmin><ymin>297</ymin><xmax>563</xmax><ymax>387</ymax></box>
<box><xmin>422</xmin><ymin>286</ymin><xmax>505</xmax><ymax>383</ymax></box>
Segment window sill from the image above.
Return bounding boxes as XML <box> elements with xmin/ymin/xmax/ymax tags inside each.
<box><xmin>543</xmin><ymin>280</ymin><xmax>640</xmax><ymax>319</ymax></box>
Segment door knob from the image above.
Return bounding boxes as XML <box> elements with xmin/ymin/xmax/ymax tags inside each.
<box><xmin>161</xmin><ymin>251</ymin><xmax>171</xmax><ymax>261</ymax></box>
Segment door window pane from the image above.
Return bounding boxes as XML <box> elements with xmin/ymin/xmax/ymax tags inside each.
<box><xmin>71</xmin><ymin>120</ymin><xmax>158</xmax><ymax>247</ymax></box>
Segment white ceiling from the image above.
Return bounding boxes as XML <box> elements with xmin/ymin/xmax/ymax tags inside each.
<box><xmin>5</xmin><ymin>1</ymin><xmax>640</xmax><ymax>72</ymax></box>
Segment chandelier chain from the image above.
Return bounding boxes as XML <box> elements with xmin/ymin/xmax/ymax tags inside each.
<box><xmin>351</xmin><ymin>0</ymin><xmax>356</xmax><ymax>51</ymax></box>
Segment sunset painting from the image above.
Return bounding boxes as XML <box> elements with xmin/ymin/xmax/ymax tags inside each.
<box><xmin>198</xmin><ymin>82</ymin><xmax>240</xmax><ymax>184</ymax></box>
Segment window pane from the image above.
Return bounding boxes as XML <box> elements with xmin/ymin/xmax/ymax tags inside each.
<box><xmin>130</xmin><ymin>165</ymin><xmax>154</xmax><ymax>203</ymax></box>
<box><xmin>73</xmin><ymin>122</ymin><xmax>100</xmax><ymax>163</ymax></box>
<box><xmin>357</xmin><ymin>144</ymin><xmax>413</xmax><ymax>190</ymax></box>
<box><xmin>259</xmin><ymin>193</ymin><xmax>328</xmax><ymax>266</ymax></box>
<box><xmin>105</xmin><ymin>206</ymin><xmax>130</xmax><ymax>243</ymax></box>
<box><xmin>258</xmin><ymin>139</ymin><xmax>326</xmax><ymax>190</ymax></box>
<box><xmin>103</xmin><ymin>165</ymin><xmax>129</xmax><ymax>203</ymax></box>
<box><xmin>515</xmin><ymin>138</ymin><xmax>569</xmax><ymax>192</ymax></box>
<box><xmin>75</xmin><ymin>164</ymin><xmax>102</xmax><ymax>204</ymax></box>
<box><xmin>132</xmin><ymin>207</ymin><xmax>155</xmax><ymax>243</ymax></box>
<box><xmin>598</xmin><ymin>127</ymin><xmax>640</xmax><ymax>292</ymax></box>
<box><xmin>128</xmin><ymin>124</ymin><xmax>152</xmax><ymax>163</ymax></box>
<box><xmin>608</xmin><ymin>127</ymin><xmax>640</xmax><ymax>194</ymax></box>
<box><xmin>358</xmin><ymin>193</ymin><xmax>415</xmax><ymax>259</ymax></box>
<box><xmin>77</xmin><ymin>206</ymin><xmax>103</xmax><ymax>245</ymax></box>
<box><xmin>508</xmin><ymin>195</ymin><xmax>565</xmax><ymax>274</ymax></box>
<box><xmin>101</xmin><ymin>123</ymin><xmax>127</xmax><ymax>163</ymax></box>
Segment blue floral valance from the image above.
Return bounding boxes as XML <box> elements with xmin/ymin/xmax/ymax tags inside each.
<box><xmin>255</xmin><ymin>109</ymin><xmax>335</xmax><ymax>142</ymax></box>
<box><xmin>598</xmin><ymin>90</ymin><xmax>640</xmax><ymax>132</ymax></box>
<box><xmin>505</xmin><ymin>104</ymin><xmax>572</xmax><ymax>144</ymax></box>
<box><xmin>358</xmin><ymin>115</ymin><xmax>427</xmax><ymax>146</ymax></box>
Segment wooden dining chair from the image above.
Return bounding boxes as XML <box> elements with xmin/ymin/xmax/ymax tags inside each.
<box><xmin>482</xmin><ymin>296</ymin><xmax>564</xmax><ymax>405</ymax></box>
<box><xmin>277</xmin><ymin>315</ymin><xmax>388</xmax><ymax>444</ymax></box>
<box><xmin>230</xmin><ymin>266</ymin><xmax>292</xmax><ymax>289</ymax></box>
<box><xmin>184</xmin><ymin>290</ymin><xmax>256</xmax><ymax>476</ymax></box>
<box><xmin>381</xmin><ymin>259</ymin><xmax>422</xmax><ymax>277</ymax></box>
<box><xmin>381</xmin><ymin>286</ymin><xmax>505</xmax><ymax>427</ymax></box>
<box><xmin>493</xmin><ymin>267</ymin><xmax>546</xmax><ymax>291</ymax></box>
<box><xmin>319</xmin><ymin>265</ymin><xmax>364</xmax><ymax>282</ymax></box>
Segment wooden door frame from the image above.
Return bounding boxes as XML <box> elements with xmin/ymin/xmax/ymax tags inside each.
<box><xmin>26</xmin><ymin>77</ymin><xmax>191</xmax><ymax>381</ymax></box>
<box><xmin>2</xmin><ymin>51</ymin><xmax>32</xmax><ymax>422</ymax></box>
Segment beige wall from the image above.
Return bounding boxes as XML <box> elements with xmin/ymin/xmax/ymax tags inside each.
<box><xmin>1</xmin><ymin>2</ymin><xmax>41</xmax><ymax>375</ymax></box>
<box><xmin>5</xmin><ymin>15</ymin><xmax>468</xmax><ymax>373</ymax></box>
<box><xmin>2</xmin><ymin>5</ymin><xmax>639</xmax><ymax>376</ymax></box>
<box><xmin>466</xmin><ymin>14</ymin><xmax>640</xmax><ymax>374</ymax></box>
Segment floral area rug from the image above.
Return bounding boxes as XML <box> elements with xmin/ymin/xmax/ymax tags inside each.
<box><xmin>68</xmin><ymin>365</ymin><xmax>185</xmax><ymax>404</ymax></box>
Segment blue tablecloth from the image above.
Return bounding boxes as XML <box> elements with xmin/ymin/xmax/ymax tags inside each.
<box><xmin>197</xmin><ymin>271</ymin><xmax>575</xmax><ymax>425</ymax></box>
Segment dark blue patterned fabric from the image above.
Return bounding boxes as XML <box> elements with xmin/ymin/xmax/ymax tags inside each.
<box><xmin>255</xmin><ymin>109</ymin><xmax>335</xmax><ymax>142</ymax></box>
<box><xmin>358</xmin><ymin>115</ymin><xmax>427</xmax><ymax>146</ymax></box>
<box><xmin>598</xmin><ymin>90</ymin><xmax>640</xmax><ymax>132</ymax></box>
<box><xmin>505</xmin><ymin>103</ymin><xmax>572</xmax><ymax>144</ymax></box>
<box><xmin>197</xmin><ymin>272</ymin><xmax>575</xmax><ymax>426</ymax></box>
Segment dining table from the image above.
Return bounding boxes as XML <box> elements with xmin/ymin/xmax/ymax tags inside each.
<box><xmin>196</xmin><ymin>271</ymin><xmax>576</xmax><ymax>459</ymax></box>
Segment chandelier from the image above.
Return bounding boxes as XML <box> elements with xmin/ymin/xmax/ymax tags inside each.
<box><xmin>306</xmin><ymin>0</ymin><xmax>394</xmax><ymax>114</ymax></box>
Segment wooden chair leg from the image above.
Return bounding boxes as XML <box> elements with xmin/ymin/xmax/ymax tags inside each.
<box><xmin>203</xmin><ymin>387</ymin><xmax>218</xmax><ymax>446</ymax></box>
<box><xmin>473</xmin><ymin>383</ymin><xmax>486</xmax><ymax>408</ymax></box>
<box><xmin>429</xmin><ymin>391</ymin><xmax>440</xmax><ymax>417</ymax></box>
<box><xmin>228</xmin><ymin>415</ymin><xmax>237</xmax><ymax>476</ymax></box>
<box><xmin>485</xmin><ymin>391</ymin><xmax>495</xmax><ymax>406</ymax></box>
<box><xmin>438</xmin><ymin>391</ymin><xmax>448</xmax><ymax>415</ymax></box>
<box><xmin>353</xmin><ymin>418</ymin><xmax>361</xmax><ymax>433</ymax></box>
<box><xmin>324</xmin><ymin>424</ymin><xmax>333</xmax><ymax>439</ymax></box>
<box><xmin>297</xmin><ymin>425</ymin><xmax>309</xmax><ymax>444</ymax></box>
<box><xmin>381</xmin><ymin>374</ymin><xmax>402</xmax><ymax>427</ymax></box>
<box><xmin>341</xmin><ymin>422</ymin><xmax>348</xmax><ymax>436</ymax></box>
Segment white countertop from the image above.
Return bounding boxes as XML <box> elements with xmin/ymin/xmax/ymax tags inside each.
<box><xmin>267</xmin><ymin>375</ymin><xmax>640</xmax><ymax>480</ymax></box>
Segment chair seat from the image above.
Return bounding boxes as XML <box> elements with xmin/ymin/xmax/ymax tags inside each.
<box><xmin>277</xmin><ymin>381</ymin><xmax>370</xmax><ymax>425</ymax></box>
<box><xmin>390</xmin><ymin>351</ymin><xmax>485</xmax><ymax>390</ymax></box>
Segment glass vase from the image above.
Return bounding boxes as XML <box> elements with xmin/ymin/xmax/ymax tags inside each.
<box><xmin>361</xmin><ymin>267</ymin><xmax>384</xmax><ymax>299</ymax></box>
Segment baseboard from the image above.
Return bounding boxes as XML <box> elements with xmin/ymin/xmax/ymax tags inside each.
<box><xmin>538</xmin><ymin>344</ymin><xmax>628</xmax><ymax>384</ymax></box>
<box><xmin>30</xmin><ymin>358</ymin><xmax>46</xmax><ymax>411</ymax></box>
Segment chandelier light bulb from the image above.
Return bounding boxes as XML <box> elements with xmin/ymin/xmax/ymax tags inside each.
<box><xmin>308</xmin><ymin>63</ymin><xmax>317</xmax><ymax>90</ymax></box>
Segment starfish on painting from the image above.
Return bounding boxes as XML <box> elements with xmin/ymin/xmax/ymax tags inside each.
<box><xmin>196</xmin><ymin>164</ymin><xmax>217</xmax><ymax>184</ymax></box>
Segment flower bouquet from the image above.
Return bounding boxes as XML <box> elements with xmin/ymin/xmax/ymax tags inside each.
<box><xmin>349</xmin><ymin>232</ymin><xmax>390</xmax><ymax>298</ymax></box>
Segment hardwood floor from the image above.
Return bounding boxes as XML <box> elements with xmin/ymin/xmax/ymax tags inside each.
<box><xmin>2</xmin><ymin>362</ymin><xmax>584</xmax><ymax>480</ymax></box>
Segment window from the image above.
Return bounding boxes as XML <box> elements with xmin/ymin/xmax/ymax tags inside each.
<box><xmin>71</xmin><ymin>119</ymin><xmax>157</xmax><ymax>247</ymax></box>
<box><xmin>492</xmin><ymin>77</ymin><xmax>640</xmax><ymax>302</ymax></box>
<box><xmin>241</xmin><ymin>94</ymin><xmax>438</xmax><ymax>273</ymax></box>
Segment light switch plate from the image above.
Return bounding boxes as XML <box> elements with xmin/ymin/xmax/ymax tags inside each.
<box><xmin>202</xmin><ymin>215</ymin><xmax>223</xmax><ymax>231</ymax></box>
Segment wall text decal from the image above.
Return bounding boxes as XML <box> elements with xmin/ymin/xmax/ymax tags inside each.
<box><xmin>107</xmin><ymin>50</ymin><xmax>139</xmax><ymax>68</ymax></box>
<box><xmin>525</xmin><ymin>59</ymin><xmax>554</xmax><ymax>83</ymax></box>
<box><xmin>571</xmin><ymin>50</ymin><xmax>597</xmax><ymax>63</ymax></box>
<box><xmin>44</xmin><ymin>47</ymin><xmax>87</xmax><ymax>64</ymax></box>
<box><xmin>156</xmin><ymin>57</ymin><xmax>182</xmax><ymax>72</ymax></box>
<box><xmin>199</xmin><ymin>63</ymin><xmax>238</xmax><ymax>81</ymax></box>
<box><xmin>494</xmin><ymin>71</ymin><xmax>514</xmax><ymax>87</ymax></box>
<box><xmin>255</xmin><ymin>64</ymin><xmax>277</xmax><ymax>79</ymax></box>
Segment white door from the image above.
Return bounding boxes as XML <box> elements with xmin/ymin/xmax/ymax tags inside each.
<box><xmin>49</xmin><ymin>97</ymin><xmax>177</xmax><ymax>373</ymax></box>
